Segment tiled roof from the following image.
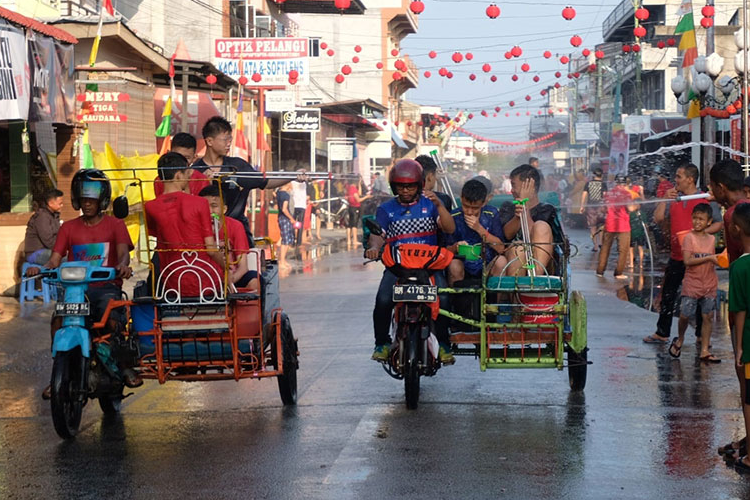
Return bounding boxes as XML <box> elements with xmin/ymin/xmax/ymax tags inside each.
<box><xmin>0</xmin><ymin>7</ymin><xmax>78</xmax><ymax>44</ymax></box>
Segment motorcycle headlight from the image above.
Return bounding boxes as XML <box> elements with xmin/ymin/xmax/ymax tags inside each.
<box><xmin>60</xmin><ymin>266</ymin><xmax>87</xmax><ymax>281</ymax></box>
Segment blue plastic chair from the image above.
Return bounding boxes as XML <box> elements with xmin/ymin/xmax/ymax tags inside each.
<box><xmin>20</xmin><ymin>262</ymin><xmax>56</xmax><ymax>304</ymax></box>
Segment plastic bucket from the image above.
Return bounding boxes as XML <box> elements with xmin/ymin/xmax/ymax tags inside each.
<box><xmin>676</xmin><ymin>230</ymin><xmax>690</xmax><ymax>246</ymax></box>
<box><xmin>717</xmin><ymin>249</ymin><xmax>729</xmax><ymax>269</ymax></box>
<box><xmin>518</xmin><ymin>292</ymin><xmax>559</xmax><ymax>324</ymax></box>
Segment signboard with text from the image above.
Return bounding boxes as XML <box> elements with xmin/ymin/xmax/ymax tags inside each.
<box><xmin>281</xmin><ymin>108</ymin><xmax>320</xmax><ymax>132</ymax></box>
<box><xmin>265</xmin><ymin>90</ymin><xmax>295</xmax><ymax>112</ymax></box>
<box><xmin>76</xmin><ymin>91</ymin><xmax>129</xmax><ymax>123</ymax></box>
<box><xmin>329</xmin><ymin>142</ymin><xmax>354</xmax><ymax>161</ymax></box>
<box><xmin>214</xmin><ymin>38</ymin><xmax>309</xmax><ymax>86</ymax></box>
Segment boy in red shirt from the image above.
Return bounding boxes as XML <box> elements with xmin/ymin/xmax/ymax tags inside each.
<box><xmin>145</xmin><ymin>152</ymin><xmax>224</xmax><ymax>299</ymax></box>
<box><xmin>153</xmin><ymin>133</ymin><xmax>210</xmax><ymax>197</ymax></box>
<box><xmin>199</xmin><ymin>185</ymin><xmax>258</xmax><ymax>290</ymax></box>
<box><xmin>668</xmin><ymin>204</ymin><xmax>720</xmax><ymax>362</ymax></box>
<box><xmin>596</xmin><ymin>175</ymin><xmax>634</xmax><ymax>279</ymax></box>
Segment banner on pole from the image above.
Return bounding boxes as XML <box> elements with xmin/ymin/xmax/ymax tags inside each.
<box><xmin>0</xmin><ymin>27</ymin><xmax>30</xmax><ymax>120</ymax></box>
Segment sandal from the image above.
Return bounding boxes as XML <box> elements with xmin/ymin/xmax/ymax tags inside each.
<box><xmin>735</xmin><ymin>456</ymin><xmax>750</xmax><ymax>474</ymax></box>
<box><xmin>643</xmin><ymin>334</ymin><xmax>669</xmax><ymax>344</ymax></box>
<box><xmin>699</xmin><ymin>354</ymin><xmax>721</xmax><ymax>364</ymax></box>
<box><xmin>668</xmin><ymin>338</ymin><xmax>682</xmax><ymax>358</ymax></box>
<box><xmin>719</xmin><ymin>438</ymin><xmax>747</xmax><ymax>457</ymax></box>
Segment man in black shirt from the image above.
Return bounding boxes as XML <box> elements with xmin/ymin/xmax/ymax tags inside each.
<box><xmin>192</xmin><ymin>116</ymin><xmax>305</xmax><ymax>246</ymax></box>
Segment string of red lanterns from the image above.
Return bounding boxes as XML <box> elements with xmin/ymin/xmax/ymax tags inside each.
<box><xmin>453</xmin><ymin>127</ymin><xmax>556</xmax><ymax>146</ymax></box>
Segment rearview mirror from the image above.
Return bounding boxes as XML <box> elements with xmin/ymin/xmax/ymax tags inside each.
<box><xmin>364</xmin><ymin>217</ymin><xmax>384</xmax><ymax>236</ymax></box>
<box><xmin>112</xmin><ymin>195</ymin><xmax>129</xmax><ymax>219</ymax></box>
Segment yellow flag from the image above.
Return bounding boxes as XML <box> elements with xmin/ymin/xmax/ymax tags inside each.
<box><xmin>88</xmin><ymin>35</ymin><xmax>101</xmax><ymax>67</ymax></box>
<box><xmin>162</xmin><ymin>96</ymin><xmax>172</xmax><ymax>117</ymax></box>
<box><xmin>687</xmin><ymin>99</ymin><xmax>701</xmax><ymax>119</ymax></box>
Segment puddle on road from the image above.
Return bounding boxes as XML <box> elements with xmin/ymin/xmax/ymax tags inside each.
<box><xmin>615</xmin><ymin>271</ymin><xmax>663</xmax><ymax>313</ymax></box>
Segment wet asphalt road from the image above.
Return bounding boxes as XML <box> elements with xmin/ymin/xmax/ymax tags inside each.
<box><xmin>2</xmin><ymin>228</ymin><xmax>750</xmax><ymax>499</ymax></box>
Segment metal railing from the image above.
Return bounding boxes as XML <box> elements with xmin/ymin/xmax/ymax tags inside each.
<box><xmin>602</xmin><ymin>0</ymin><xmax>634</xmax><ymax>40</ymax></box>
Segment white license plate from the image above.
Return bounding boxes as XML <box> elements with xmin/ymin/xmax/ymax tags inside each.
<box><xmin>393</xmin><ymin>284</ymin><xmax>437</xmax><ymax>302</ymax></box>
<box><xmin>55</xmin><ymin>302</ymin><xmax>90</xmax><ymax>316</ymax></box>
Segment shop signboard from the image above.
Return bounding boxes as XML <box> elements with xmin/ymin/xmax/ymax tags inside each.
<box><xmin>329</xmin><ymin>142</ymin><xmax>354</xmax><ymax>161</ymax></box>
<box><xmin>76</xmin><ymin>91</ymin><xmax>129</xmax><ymax>123</ymax></box>
<box><xmin>0</xmin><ymin>26</ymin><xmax>30</xmax><ymax>120</ymax></box>
<box><xmin>281</xmin><ymin>108</ymin><xmax>320</xmax><ymax>132</ymax></box>
<box><xmin>265</xmin><ymin>90</ymin><xmax>295</xmax><ymax>112</ymax></box>
<box><xmin>214</xmin><ymin>38</ymin><xmax>309</xmax><ymax>86</ymax></box>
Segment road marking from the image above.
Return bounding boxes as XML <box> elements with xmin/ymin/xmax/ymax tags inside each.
<box><xmin>323</xmin><ymin>405</ymin><xmax>390</xmax><ymax>487</ymax></box>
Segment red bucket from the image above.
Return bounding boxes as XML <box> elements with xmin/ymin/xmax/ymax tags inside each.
<box><xmin>518</xmin><ymin>292</ymin><xmax>559</xmax><ymax>324</ymax></box>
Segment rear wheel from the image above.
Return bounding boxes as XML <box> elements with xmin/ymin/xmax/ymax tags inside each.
<box><xmin>51</xmin><ymin>349</ymin><xmax>86</xmax><ymax>439</ymax></box>
<box><xmin>568</xmin><ymin>348</ymin><xmax>588</xmax><ymax>391</ymax></box>
<box><xmin>273</xmin><ymin>313</ymin><xmax>298</xmax><ymax>406</ymax></box>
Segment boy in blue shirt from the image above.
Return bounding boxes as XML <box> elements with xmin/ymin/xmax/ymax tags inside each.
<box><xmin>365</xmin><ymin>159</ymin><xmax>456</xmax><ymax>363</ymax></box>
<box><xmin>445</xmin><ymin>179</ymin><xmax>507</xmax><ymax>285</ymax></box>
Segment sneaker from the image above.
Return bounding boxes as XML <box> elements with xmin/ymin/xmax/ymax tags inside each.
<box><xmin>595</xmin><ymin>273</ymin><xmax>604</xmax><ymax>278</ymax></box>
<box><xmin>371</xmin><ymin>344</ymin><xmax>390</xmax><ymax>362</ymax></box>
<box><xmin>439</xmin><ymin>344</ymin><xmax>455</xmax><ymax>365</ymax></box>
<box><xmin>41</xmin><ymin>384</ymin><xmax>51</xmax><ymax>400</ymax></box>
<box><xmin>614</xmin><ymin>274</ymin><xmax>629</xmax><ymax>280</ymax></box>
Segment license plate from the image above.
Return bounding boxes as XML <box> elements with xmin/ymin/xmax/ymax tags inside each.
<box><xmin>55</xmin><ymin>302</ymin><xmax>90</xmax><ymax>316</ymax></box>
<box><xmin>393</xmin><ymin>284</ymin><xmax>437</xmax><ymax>302</ymax></box>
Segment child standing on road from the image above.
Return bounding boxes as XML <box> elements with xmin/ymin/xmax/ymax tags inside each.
<box><xmin>728</xmin><ymin>203</ymin><xmax>750</xmax><ymax>472</ymax></box>
<box><xmin>668</xmin><ymin>204</ymin><xmax>719</xmax><ymax>362</ymax></box>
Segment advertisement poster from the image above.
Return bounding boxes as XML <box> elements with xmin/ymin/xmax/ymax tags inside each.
<box><xmin>214</xmin><ymin>38</ymin><xmax>309</xmax><ymax>86</ymax></box>
<box><xmin>29</xmin><ymin>36</ymin><xmax>75</xmax><ymax>123</ymax></box>
<box><xmin>609</xmin><ymin>123</ymin><xmax>629</xmax><ymax>177</ymax></box>
<box><xmin>0</xmin><ymin>26</ymin><xmax>30</xmax><ymax>120</ymax></box>
<box><xmin>730</xmin><ymin>115</ymin><xmax>742</xmax><ymax>162</ymax></box>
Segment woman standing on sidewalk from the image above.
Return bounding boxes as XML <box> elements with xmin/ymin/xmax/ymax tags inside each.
<box><xmin>345</xmin><ymin>175</ymin><xmax>370</xmax><ymax>249</ymax></box>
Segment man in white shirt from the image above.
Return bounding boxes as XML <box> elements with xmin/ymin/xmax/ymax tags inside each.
<box><xmin>291</xmin><ymin>180</ymin><xmax>308</xmax><ymax>245</ymax></box>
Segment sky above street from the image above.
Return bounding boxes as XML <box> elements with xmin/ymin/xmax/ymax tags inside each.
<box><xmin>402</xmin><ymin>0</ymin><xmax>622</xmax><ymax>141</ymax></box>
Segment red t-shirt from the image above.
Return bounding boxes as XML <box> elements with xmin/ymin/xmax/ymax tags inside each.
<box><xmin>53</xmin><ymin>215</ymin><xmax>134</xmax><ymax>287</ymax></box>
<box><xmin>657</xmin><ymin>179</ymin><xmax>674</xmax><ymax>198</ymax></box>
<box><xmin>604</xmin><ymin>186</ymin><xmax>631</xmax><ymax>233</ymax></box>
<box><xmin>669</xmin><ymin>195</ymin><xmax>707</xmax><ymax>261</ymax></box>
<box><xmin>145</xmin><ymin>191</ymin><xmax>222</xmax><ymax>297</ymax></box>
<box><xmin>681</xmin><ymin>231</ymin><xmax>718</xmax><ymax>298</ymax></box>
<box><xmin>346</xmin><ymin>184</ymin><xmax>361</xmax><ymax>208</ymax></box>
<box><xmin>219</xmin><ymin>216</ymin><xmax>250</xmax><ymax>264</ymax></box>
<box><xmin>725</xmin><ymin>200</ymin><xmax>750</xmax><ymax>264</ymax></box>
<box><xmin>153</xmin><ymin>169</ymin><xmax>210</xmax><ymax>197</ymax></box>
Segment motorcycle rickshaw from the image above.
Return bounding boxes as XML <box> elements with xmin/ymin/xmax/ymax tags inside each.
<box><xmin>39</xmin><ymin>171</ymin><xmax>300</xmax><ymax>439</ymax></box>
<box><xmin>439</xmin><ymin>193</ymin><xmax>588</xmax><ymax>390</ymax></box>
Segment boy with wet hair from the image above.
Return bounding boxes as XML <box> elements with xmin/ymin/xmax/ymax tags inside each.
<box><xmin>415</xmin><ymin>154</ymin><xmax>453</xmax><ymax>210</ymax></box>
<box><xmin>729</xmin><ymin>203</ymin><xmax>750</xmax><ymax>472</ymax></box>
<box><xmin>445</xmin><ymin>179</ymin><xmax>507</xmax><ymax>285</ymax></box>
<box><xmin>154</xmin><ymin>132</ymin><xmax>209</xmax><ymax>197</ymax></box>
<box><xmin>669</xmin><ymin>203</ymin><xmax>719</xmax><ymax>363</ymax></box>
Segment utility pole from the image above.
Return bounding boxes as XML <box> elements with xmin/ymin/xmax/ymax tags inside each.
<box><xmin>703</xmin><ymin>0</ymin><xmax>715</xmax><ymax>185</ymax></box>
<box><xmin>634</xmin><ymin>1</ymin><xmax>643</xmax><ymax>115</ymax></box>
<box><xmin>744</xmin><ymin>0</ymin><xmax>750</xmax><ymax>175</ymax></box>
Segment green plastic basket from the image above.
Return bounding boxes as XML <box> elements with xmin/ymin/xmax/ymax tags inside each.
<box><xmin>457</xmin><ymin>243</ymin><xmax>482</xmax><ymax>261</ymax></box>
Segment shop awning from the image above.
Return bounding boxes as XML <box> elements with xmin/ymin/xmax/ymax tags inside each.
<box><xmin>0</xmin><ymin>7</ymin><xmax>77</xmax><ymax>43</ymax></box>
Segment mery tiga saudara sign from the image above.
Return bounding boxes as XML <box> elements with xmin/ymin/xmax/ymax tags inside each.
<box><xmin>214</xmin><ymin>38</ymin><xmax>309</xmax><ymax>86</ymax></box>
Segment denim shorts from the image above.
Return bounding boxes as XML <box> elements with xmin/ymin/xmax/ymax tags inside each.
<box><xmin>680</xmin><ymin>295</ymin><xmax>716</xmax><ymax>317</ymax></box>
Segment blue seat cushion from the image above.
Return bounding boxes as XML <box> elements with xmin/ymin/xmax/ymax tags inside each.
<box><xmin>486</xmin><ymin>275</ymin><xmax>562</xmax><ymax>291</ymax></box>
<box><xmin>139</xmin><ymin>335</ymin><xmax>252</xmax><ymax>361</ymax></box>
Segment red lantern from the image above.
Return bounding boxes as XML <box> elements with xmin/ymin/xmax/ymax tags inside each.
<box><xmin>582</xmin><ymin>48</ymin><xmax>591</xmax><ymax>57</ymax></box>
<box><xmin>511</xmin><ymin>74</ymin><xmax>519</xmax><ymax>81</ymax></box>
<box><xmin>481</xmin><ymin>110</ymin><xmax>488</xmax><ymax>117</ymax></box>
<box><xmin>417</xmin><ymin>121</ymin><xmax>423</xmax><ymax>126</ymax></box>
<box><xmin>250</xmin><ymin>73</ymin><xmax>261</xmax><ymax>83</ymax></box>
<box><xmin>505</xmin><ymin>112</ymin><xmax>510</xmax><ymax>117</ymax></box>
<box><xmin>521</xmin><ymin>63</ymin><xmax>530</xmax><ymax>72</ymax></box>
<box><xmin>482</xmin><ymin>63</ymin><xmax>492</xmax><ymax>73</ymax></box>
<box><xmin>447</xmin><ymin>72</ymin><xmax>454</xmax><ymax>79</ymax></box>
<box><xmin>633</xmin><ymin>26</ymin><xmax>646</xmax><ymax>38</ymax></box>
<box><xmin>701</xmin><ymin>5</ymin><xmax>715</xmax><ymax>17</ymax></box>
<box><xmin>439</xmin><ymin>67</ymin><xmax>448</xmax><ymax>76</ymax></box>
<box><xmin>700</xmin><ymin>17</ymin><xmax>713</xmax><ymax>28</ymax></box>
<box><xmin>533</xmin><ymin>75</ymin><xmax>540</xmax><ymax>82</ymax></box>
<box><xmin>525</xmin><ymin>95</ymin><xmax>531</xmax><ymax>101</ymax></box>
<box><xmin>428</xmin><ymin>50</ymin><xmax>437</xmax><ymax>59</ymax></box>
<box><xmin>452</xmin><ymin>52</ymin><xmax>463</xmax><ymax>63</ymax></box>
<box><xmin>486</xmin><ymin>3</ymin><xmax>500</xmax><ymax>19</ymax></box>
<box><xmin>376</xmin><ymin>61</ymin><xmax>384</xmax><ymax>69</ymax></box>
<box><xmin>538</xmin><ymin>110</ymin><xmax>543</xmax><ymax>115</ymax></box>
<box><xmin>320</xmin><ymin>42</ymin><xmax>328</xmax><ymax>50</ymax></box>
<box><xmin>632</xmin><ymin>44</ymin><xmax>641</xmax><ymax>52</ymax></box>
<box><xmin>206</xmin><ymin>74</ymin><xmax>217</xmax><ymax>84</ymax></box>
<box><xmin>335</xmin><ymin>74</ymin><xmax>345</xmax><ymax>84</ymax></box>
<box><xmin>656</xmin><ymin>40</ymin><xmax>665</xmax><ymax>49</ymax></box>
<box><xmin>410</xmin><ymin>0</ymin><xmax>425</xmax><ymax>15</ymax></box>
<box><xmin>727</xmin><ymin>104</ymin><xmax>737</xmax><ymax>114</ymax></box>
<box><xmin>354</xmin><ymin>45</ymin><xmax>362</xmax><ymax>53</ymax></box>
<box><xmin>238</xmin><ymin>75</ymin><xmax>248</xmax><ymax>85</ymax></box>
<box><xmin>424</xmin><ymin>70</ymin><xmax>431</xmax><ymax>78</ymax></box>
<box><xmin>635</xmin><ymin>7</ymin><xmax>649</xmax><ymax>21</ymax></box>
<box><xmin>562</xmin><ymin>6</ymin><xmax>576</xmax><ymax>20</ymax></box>
<box><xmin>595</xmin><ymin>50</ymin><xmax>605</xmax><ymax>59</ymax></box>
<box><xmin>526</xmin><ymin>111</ymin><xmax>531</xmax><ymax>116</ymax></box>
<box><xmin>495</xmin><ymin>106</ymin><xmax>501</xmax><ymax>112</ymax></box>
<box><xmin>509</xmin><ymin>101</ymin><xmax>515</xmax><ymax>107</ymax></box>
<box><xmin>540</xmin><ymin>89</ymin><xmax>547</xmax><ymax>96</ymax></box>
<box><xmin>554</xmin><ymin>82</ymin><xmax>561</xmax><ymax>88</ymax></box>
<box><xmin>516</xmin><ymin>112</ymin><xmax>521</xmax><ymax>117</ymax></box>
<box><xmin>288</xmin><ymin>76</ymin><xmax>297</xmax><ymax>85</ymax></box>
<box><xmin>490</xmin><ymin>75</ymin><xmax>497</xmax><ymax>82</ymax></box>
<box><xmin>588</xmin><ymin>64</ymin><xmax>597</xmax><ymax>72</ymax></box>
<box><xmin>560</xmin><ymin>55</ymin><xmax>569</xmax><ymax>64</ymax></box>
<box><xmin>622</xmin><ymin>44</ymin><xmax>631</xmax><ymax>53</ymax></box>
<box><xmin>394</xmin><ymin>120</ymin><xmax>399</xmax><ymax>126</ymax></box>
<box><xmin>511</xmin><ymin>46</ymin><xmax>522</xmax><ymax>57</ymax></box>
<box><xmin>392</xmin><ymin>72</ymin><xmax>402</xmax><ymax>80</ymax></box>
<box><xmin>667</xmin><ymin>38</ymin><xmax>676</xmax><ymax>46</ymax></box>
<box><xmin>465</xmin><ymin>52</ymin><xmax>473</xmax><ymax>60</ymax></box>
<box><xmin>555</xmin><ymin>71</ymin><xmax>562</xmax><ymax>78</ymax></box>
<box><xmin>289</xmin><ymin>70</ymin><xmax>299</xmax><ymax>80</ymax></box>
<box><xmin>469</xmin><ymin>73</ymin><xmax>476</xmax><ymax>81</ymax></box>
<box><xmin>406</xmin><ymin>120</ymin><xmax>413</xmax><ymax>126</ymax></box>
<box><xmin>570</xmin><ymin>35</ymin><xmax>582</xmax><ymax>47</ymax></box>
<box><xmin>327</xmin><ymin>49</ymin><xmax>335</xmax><ymax>56</ymax></box>
<box><xmin>341</xmin><ymin>64</ymin><xmax>352</xmax><ymax>75</ymax></box>
<box><xmin>504</xmin><ymin>51</ymin><xmax>512</xmax><ymax>60</ymax></box>
<box><xmin>391</xmin><ymin>48</ymin><xmax>399</xmax><ymax>57</ymax></box>
<box><xmin>467</xmin><ymin>113</ymin><xmax>474</xmax><ymax>120</ymax></box>
<box><xmin>573</xmin><ymin>72</ymin><xmax>580</xmax><ymax>78</ymax></box>
<box><xmin>543</xmin><ymin>50</ymin><xmax>552</xmax><ymax>59</ymax></box>
<box><xmin>395</xmin><ymin>59</ymin><xmax>405</xmax><ymax>71</ymax></box>
<box><xmin>352</xmin><ymin>56</ymin><xmax>360</xmax><ymax>63</ymax></box>
<box><xmin>335</xmin><ymin>0</ymin><xmax>351</xmax><ymax>10</ymax></box>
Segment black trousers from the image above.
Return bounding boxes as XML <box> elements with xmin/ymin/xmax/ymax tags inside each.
<box><xmin>656</xmin><ymin>258</ymin><xmax>702</xmax><ymax>338</ymax></box>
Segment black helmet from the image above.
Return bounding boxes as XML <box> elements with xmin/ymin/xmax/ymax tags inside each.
<box><xmin>615</xmin><ymin>174</ymin><xmax>627</xmax><ymax>185</ymax></box>
<box><xmin>71</xmin><ymin>169</ymin><xmax>112</xmax><ymax>211</ymax></box>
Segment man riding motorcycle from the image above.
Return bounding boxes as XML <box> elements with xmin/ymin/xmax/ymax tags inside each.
<box><xmin>365</xmin><ymin>159</ymin><xmax>456</xmax><ymax>364</ymax></box>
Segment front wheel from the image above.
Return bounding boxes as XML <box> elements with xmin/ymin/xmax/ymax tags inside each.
<box><xmin>404</xmin><ymin>361</ymin><xmax>420</xmax><ymax>410</ymax></box>
<box><xmin>51</xmin><ymin>349</ymin><xmax>87</xmax><ymax>439</ymax></box>
<box><xmin>273</xmin><ymin>313</ymin><xmax>298</xmax><ymax>406</ymax></box>
<box><xmin>98</xmin><ymin>393</ymin><xmax>123</xmax><ymax>415</ymax></box>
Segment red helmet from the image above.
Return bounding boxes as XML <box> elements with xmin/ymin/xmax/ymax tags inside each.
<box><xmin>389</xmin><ymin>159</ymin><xmax>424</xmax><ymax>194</ymax></box>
